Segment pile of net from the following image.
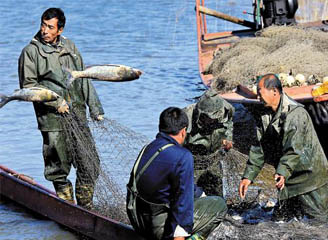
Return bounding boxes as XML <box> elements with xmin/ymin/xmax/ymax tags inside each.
<box><xmin>205</xmin><ymin>25</ymin><xmax>328</xmax><ymax>93</ymax></box>
<box><xmin>208</xmin><ymin>217</ymin><xmax>328</xmax><ymax>240</ymax></box>
<box><xmin>192</xmin><ymin>148</ymin><xmax>328</xmax><ymax>239</ymax></box>
<box><xmin>61</xmin><ymin>110</ymin><xmax>149</xmax><ymax>223</ymax></box>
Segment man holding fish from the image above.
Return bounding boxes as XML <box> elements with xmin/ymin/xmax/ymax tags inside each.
<box><xmin>18</xmin><ymin>8</ymin><xmax>104</xmax><ymax>208</ymax></box>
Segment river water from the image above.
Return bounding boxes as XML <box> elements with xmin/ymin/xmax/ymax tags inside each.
<box><xmin>0</xmin><ymin>1</ymin><xmax>253</xmax><ymax>239</ymax></box>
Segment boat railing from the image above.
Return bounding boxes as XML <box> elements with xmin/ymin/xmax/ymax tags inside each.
<box><xmin>195</xmin><ymin>0</ymin><xmax>206</xmax><ymax>42</ymax></box>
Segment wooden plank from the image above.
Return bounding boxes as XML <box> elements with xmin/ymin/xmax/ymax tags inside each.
<box><xmin>198</xmin><ymin>6</ymin><xmax>256</xmax><ymax>29</ymax></box>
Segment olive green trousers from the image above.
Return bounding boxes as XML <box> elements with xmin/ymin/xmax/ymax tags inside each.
<box><xmin>274</xmin><ymin>183</ymin><xmax>328</xmax><ymax>221</ymax></box>
<box><xmin>192</xmin><ymin>196</ymin><xmax>228</xmax><ymax>238</ymax></box>
<box><xmin>131</xmin><ymin>195</ymin><xmax>227</xmax><ymax>240</ymax></box>
<box><xmin>41</xmin><ymin>130</ymin><xmax>99</xmax><ymax>207</ymax></box>
<box><xmin>299</xmin><ymin>183</ymin><xmax>328</xmax><ymax>220</ymax></box>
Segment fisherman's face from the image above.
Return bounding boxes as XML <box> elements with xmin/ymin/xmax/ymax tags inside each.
<box><xmin>257</xmin><ymin>80</ymin><xmax>275</xmax><ymax>108</ymax></box>
<box><xmin>40</xmin><ymin>18</ymin><xmax>63</xmax><ymax>44</ymax></box>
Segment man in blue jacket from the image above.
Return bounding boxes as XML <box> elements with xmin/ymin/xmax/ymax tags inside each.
<box><xmin>127</xmin><ymin>107</ymin><xmax>227</xmax><ymax>240</ymax></box>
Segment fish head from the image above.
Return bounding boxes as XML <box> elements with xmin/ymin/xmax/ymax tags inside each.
<box><xmin>134</xmin><ymin>68</ymin><xmax>143</xmax><ymax>77</ymax></box>
<box><xmin>118</xmin><ymin>66</ymin><xmax>143</xmax><ymax>81</ymax></box>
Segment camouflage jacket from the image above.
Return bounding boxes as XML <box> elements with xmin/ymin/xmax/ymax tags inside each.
<box><xmin>243</xmin><ymin>93</ymin><xmax>328</xmax><ymax>200</ymax></box>
<box><xmin>183</xmin><ymin>89</ymin><xmax>234</xmax><ymax>155</ymax></box>
<box><xmin>18</xmin><ymin>32</ymin><xmax>104</xmax><ymax>131</ymax></box>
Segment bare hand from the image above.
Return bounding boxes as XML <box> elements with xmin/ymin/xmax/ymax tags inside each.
<box><xmin>95</xmin><ymin>115</ymin><xmax>104</xmax><ymax>121</ymax></box>
<box><xmin>173</xmin><ymin>237</ymin><xmax>185</xmax><ymax>240</ymax></box>
<box><xmin>275</xmin><ymin>174</ymin><xmax>285</xmax><ymax>190</ymax></box>
<box><xmin>222</xmin><ymin>139</ymin><xmax>233</xmax><ymax>150</ymax></box>
<box><xmin>57</xmin><ymin>99</ymin><xmax>69</xmax><ymax>114</ymax></box>
<box><xmin>239</xmin><ymin>178</ymin><xmax>251</xmax><ymax>199</ymax></box>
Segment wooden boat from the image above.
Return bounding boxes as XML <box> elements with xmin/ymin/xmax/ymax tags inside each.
<box><xmin>0</xmin><ymin>165</ymin><xmax>144</xmax><ymax>240</ymax></box>
<box><xmin>195</xmin><ymin>0</ymin><xmax>328</xmax><ymax>154</ymax></box>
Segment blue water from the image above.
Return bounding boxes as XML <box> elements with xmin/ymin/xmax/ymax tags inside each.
<box><xmin>0</xmin><ymin>0</ymin><xmax>252</xmax><ymax>239</ymax></box>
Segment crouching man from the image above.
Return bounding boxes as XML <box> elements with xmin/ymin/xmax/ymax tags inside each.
<box><xmin>127</xmin><ymin>107</ymin><xmax>228</xmax><ymax>240</ymax></box>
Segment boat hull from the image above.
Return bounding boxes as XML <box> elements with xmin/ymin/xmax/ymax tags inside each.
<box><xmin>0</xmin><ymin>165</ymin><xmax>144</xmax><ymax>240</ymax></box>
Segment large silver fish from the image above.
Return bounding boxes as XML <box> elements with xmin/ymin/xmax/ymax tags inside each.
<box><xmin>0</xmin><ymin>87</ymin><xmax>60</xmax><ymax>108</ymax></box>
<box><xmin>64</xmin><ymin>64</ymin><xmax>143</xmax><ymax>86</ymax></box>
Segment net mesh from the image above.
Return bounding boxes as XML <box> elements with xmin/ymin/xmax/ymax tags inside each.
<box><xmin>193</xmin><ymin>148</ymin><xmax>276</xmax><ymax>207</ymax></box>
<box><xmin>61</xmin><ymin>110</ymin><xmax>149</xmax><ymax>223</ymax></box>
<box><xmin>208</xmin><ymin>217</ymin><xmax>328</xmax><ymax>240</ymax></box>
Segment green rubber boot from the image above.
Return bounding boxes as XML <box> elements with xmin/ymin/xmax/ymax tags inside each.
<box><xmin>75</xmin><ymin>184</ymin><xmax>95</xmax><ymax>210</ymax></box>
<box><xmin>186</xmin><ymin>233</ymin><xmax>205</xmax><ymax>240</ymax></box>
<box><xmin>54</xmin><ymin>182</ymin><xmax>75</xmax><ymax>204</ymax></box>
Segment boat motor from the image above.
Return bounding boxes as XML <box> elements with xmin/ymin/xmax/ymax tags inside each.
<box><xmin>261</xmin><ymin>0</ymin><xmax>298</xmax><ymax>27</ymax></box>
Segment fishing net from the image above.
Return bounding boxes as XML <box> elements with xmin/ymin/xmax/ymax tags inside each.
<box><xmin>57</xmin><ymin>107</ymin><xmax>328</xmax><ymax>239</ymax></box>
<box><xmin>208</xmin><ymin>216</ymin><xmax>328</xmax><ymax>240</ymax></box>
<box><xmin>59</xmin><ymin>106</ymin><xmax>276</xmax><ymax>224</ymax></box>
<box><xmin>188</xmin><ymin>108</ymin><xmax>328</xmax><ymax>239</ymax></box>
<box><xmin>206</xmin><ymin>25</ymin><xmax>328</xmax><ymax>92</ymax></box>
<box><xmin>60</xmin><ymin>110</ymin><xmax>149</xmax><ymax>223</ymax></box>
<box><xmin>193</xmin><ymin>148</ymin><xmax>276</xmax><ymax>207</ymax></box>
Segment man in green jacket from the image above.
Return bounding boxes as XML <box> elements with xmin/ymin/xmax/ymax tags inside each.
<box><xmin>239</xmin><ymin>74</ymin><xmax>328</xmax><ymax>220</ymax></box>
<box><xmin>18</xmin><ymin>8</ymin><xmax>104</xmax><ymax>208</ymax></box>
<box><xmin>183</xmin><ymin>88</ymin><xmax>234</xmax><ymax>156</ymax></box>
<box><xmin>183</xmin><ymin>89</ymin><xmax>235</xmax><ymax>197</ymax></box>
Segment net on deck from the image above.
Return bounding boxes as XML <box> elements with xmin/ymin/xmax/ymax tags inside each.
<box><xmin>61</xmin><ymin>110</ymin><xmax>149</xmax><ymax>223</ymax></box>
<box><xmin>208</xmin><ymin>217</ymin><xmax>328</xmax><ymax>240</ymax></box>
<box><xmin>206</xmin><ymin>25</ymin><xmax>328</xmax><ymax>92</ymax></box>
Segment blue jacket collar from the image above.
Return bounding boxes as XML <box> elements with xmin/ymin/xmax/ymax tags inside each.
<box><xmin>156</xmin><ymin>132</ymin><xmax>179</xmax><ymax>145</ymax></box>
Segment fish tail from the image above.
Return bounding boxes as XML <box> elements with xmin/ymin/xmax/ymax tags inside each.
<box><xmin>62</xmin><ymin>66</ymin><xmax>75</xmax><ymax>87</ymax></box>
<box><xmin>0</xmin><ymin>94</ymin><xmax>10</xmax><ymax>109</ymax></box>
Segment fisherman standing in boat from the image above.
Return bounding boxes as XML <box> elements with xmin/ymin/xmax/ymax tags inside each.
<box><xmin>127</xmin><ymin>107</ymin><xmax>227</xmax><ymax>240</ymax></box>
<box><xmin>239</xmin><ymin>74</ymin><xmax>328</xmax><ymax>221</ymax></box>
<box><xmin>18</xmin><ymin>8</ymin><xmax>104</xmax><ymax>208</ymax></box>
